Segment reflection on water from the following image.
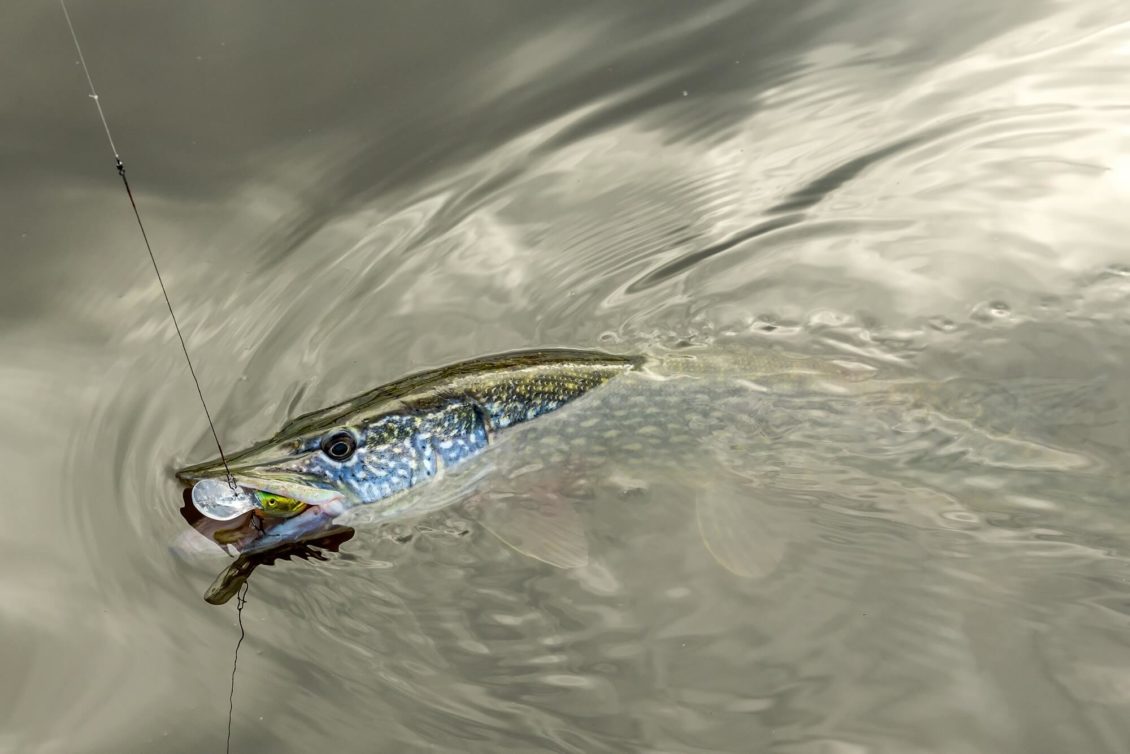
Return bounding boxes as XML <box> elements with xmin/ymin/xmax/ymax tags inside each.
<box><xmin>5</xmin><ymin>0</ymin><xmax>1130</xmax><ymax>751</ymax></box>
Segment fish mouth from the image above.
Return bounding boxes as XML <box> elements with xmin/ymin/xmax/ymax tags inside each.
<box><xmin>176</xmin><ymin>460</ymin><xmax>343</xmax><ymax>520</ymax></box>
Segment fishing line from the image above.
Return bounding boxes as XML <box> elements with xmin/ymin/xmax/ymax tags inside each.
<box><xmin>62</xmin><ymin>5</ymin><xmax>251</xmax><ymax>749</ymax></box>
<box><xmin>60</xmin><ymin>0</ymin><xmax>236</xmax><ymax>489</ymax></box>
<box><xmin>227</xmin><ymin>581</ymin><xmax>250</xmax><ymax>754</ymax></box>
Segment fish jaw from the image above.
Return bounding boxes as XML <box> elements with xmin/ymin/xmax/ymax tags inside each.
<box><xmin>176</xmin><ymin>457</ymin><xmax>349</xmax><ymax>521</ymax></box>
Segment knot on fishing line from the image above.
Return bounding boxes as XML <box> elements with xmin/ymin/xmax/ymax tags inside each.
<box><xmin>115</xmin><ymin>158</ymin><xmax>124</xmax><ymax>176</ymax></box>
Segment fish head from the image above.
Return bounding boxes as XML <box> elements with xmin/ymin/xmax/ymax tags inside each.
<box><xmin>176</xmin><ymin>420</ymin><xmax>374</xmax><ymax>520</ymax></box>
<box><xmin>176</xmin><ymin>347</ymin><xmax>642</xmax><ymax>524</ymax></box>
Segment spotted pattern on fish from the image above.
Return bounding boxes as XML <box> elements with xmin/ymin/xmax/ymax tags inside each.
<box><xmin>178</xmin><ymin>349</ymin><xmax>643</xmax><ymax>509</ymax></box>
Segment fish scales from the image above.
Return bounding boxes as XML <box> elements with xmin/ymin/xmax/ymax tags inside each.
<box><xmin>178</xmin><ymin>346</ymin><xmax>1099</xmax><ymax>603</ymax></box>
<box><xmin>179</xmin><ymin>350</ymin><xmax>643</xmax><ymax>508</ymax></box>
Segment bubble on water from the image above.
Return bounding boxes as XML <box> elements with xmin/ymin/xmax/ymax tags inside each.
<box><xmin>807</xmin><ymin>309</ymin><xmax>852</xmax><ymax>328</ymax></box>
<box><xmin>753</xmin><ymin>317</ymin><xmax>779</xmax><ymax>332</ymax></box>
<box><xmin>971</xmin><ymin>299</ymin><xmax>1013</xmax><ymax>322</ymax></box>
<box><xmin>750</xmin><ymin>314</ymin><xmax>801</xmax><ymax>336</ymax></box>
<box><xmin>927</xmin><ymin>315</ymin><xmax>958</xmax><ymax>333</ymax></box>
<box><xmin>597</xmin><ymin>330</ymin><xmax>620</xmax><ymax>344</ymax></box>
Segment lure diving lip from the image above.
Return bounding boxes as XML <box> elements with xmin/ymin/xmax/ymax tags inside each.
<box><xmin>191</xmin><ymin>478</ymin><xmax>258</xmax><ymax>521</ymax></box>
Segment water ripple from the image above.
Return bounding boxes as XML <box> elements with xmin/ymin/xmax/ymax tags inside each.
<box><xmin>9</xmin><ymin>0</ymin><xmax>1130</xmax><ymax>751</ymax></box>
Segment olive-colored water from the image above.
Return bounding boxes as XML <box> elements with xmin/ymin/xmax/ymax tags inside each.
<box><xmin>5</xmin><ymin>1</ymin><xmax>1130</xmax><ymax>752</ymax></box>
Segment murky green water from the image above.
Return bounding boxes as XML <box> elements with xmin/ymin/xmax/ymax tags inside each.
<box><xmin>5</xmin><ymin>1</ymin><xmax>1130</xmax><ymax>751</ymax></box>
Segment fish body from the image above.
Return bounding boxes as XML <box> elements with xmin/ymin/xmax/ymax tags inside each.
<box><xmin>178</xmin><ymin>350</ymin><xmax>641</xmax><ymax>562</ymax></box>
<box><xmin>178</xmin><ymin>345</ymin><xmax>864</xmax><ymax>519</ymax></box>
<box><xmin>178</xmin><ymin>345</ymin><xmax>1098</xmax><ymax>603</ymax></box>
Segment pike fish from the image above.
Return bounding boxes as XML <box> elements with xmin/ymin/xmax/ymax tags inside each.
<box><xmin>177</xmin><ymin>345</ymin><xmax>1100</xmax><ymax>604</ymax></box>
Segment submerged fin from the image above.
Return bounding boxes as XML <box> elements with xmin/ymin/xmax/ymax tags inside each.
<box><xmin>695</xmin><ymin>475</ymin><xmax>787</xmax><ymax>579</ymax></box>
<box><xmin>905</xmin><ymin>375</ymin><xmax>1114</xmax><ymax>435</ymax></box>
<box><xmin>471</xmin><ymin>485</ymin><xmax>589</xmax><ymax>568</ymax></box>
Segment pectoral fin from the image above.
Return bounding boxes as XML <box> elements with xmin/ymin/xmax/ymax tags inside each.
<box><xmin>696</xmin><ymin>475</ymin><xmax>788</xmax><ymax>579</ymax></box>
<box><xmin>472</xmin><ymin>487</ymin><xmax>589</xmax><ymax>569</ymax></box>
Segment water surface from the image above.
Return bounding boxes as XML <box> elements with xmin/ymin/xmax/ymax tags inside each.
<box><xmin>4</xmin><ymin>1</ymin><xmax>1130</xmax><ymax>751</ymax></box>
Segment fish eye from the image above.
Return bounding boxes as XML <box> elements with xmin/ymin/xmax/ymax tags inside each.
<box><xmin>321</xmin><ymin>431</ymin><xmax>357</xmax><ymax>461</ymax></box>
